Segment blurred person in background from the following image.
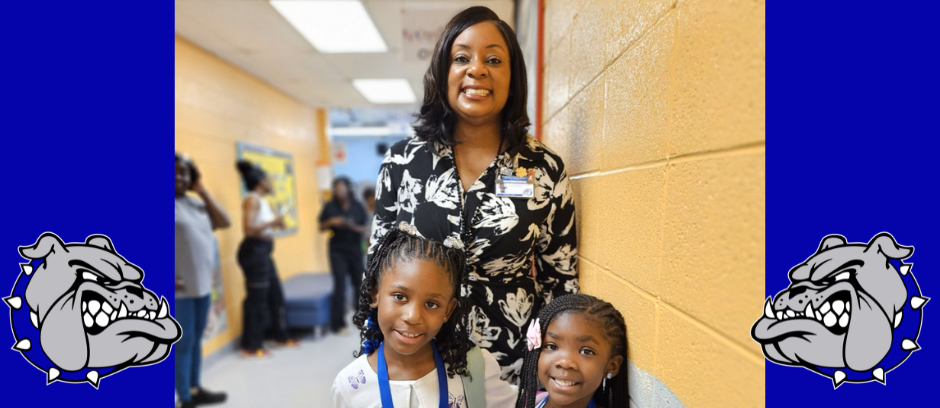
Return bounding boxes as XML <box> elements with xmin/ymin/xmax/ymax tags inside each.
<box><xmin>235</xmin><ymin>160</ymin><xmax>299</xmax><ymax>358</ymax></box>
<box><xmin>175</xmin><ymin>153</ymin><xmax>230</xmax><ymax>408</ymax></box>
<box><xmin>319</xmin><ymin>176</ymin><xmax>368</xmax><ymax>335</ymax></box>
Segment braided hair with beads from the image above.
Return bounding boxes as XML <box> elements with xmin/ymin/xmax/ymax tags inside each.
<box><xmin>352</xmin><ymin>226</ymin><xmax>473</xmax><ymax>378</ymax></box>
<box><xmin>514</xmin><ymin>294</ymin><xmax>629</xmax><ymax>408</ymax></box>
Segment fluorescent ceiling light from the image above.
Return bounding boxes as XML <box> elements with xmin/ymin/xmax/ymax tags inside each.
<box><xmin>270</xmin><ymin>1</ymin><xmax>387</xmax><ymax>53</ymax></box>
<box><xmin>353</xmin><ymin>79</ymin><xmax>417</xmax><ymax>104</ymax></box>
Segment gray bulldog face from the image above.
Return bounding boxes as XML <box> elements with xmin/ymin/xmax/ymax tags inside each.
<box><xmin>20</xmin><ymin>233</ymin><xmax>180</xmax><ymax>372</ymax></box>
<box><xmin>752</xmin><ymin>233</ymin><xmax>909</xmax><ymax>372</ymax></box>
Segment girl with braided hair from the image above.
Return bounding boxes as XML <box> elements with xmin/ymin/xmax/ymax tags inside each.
<box><xmin>333</xmin><ymin>223</ymin><xmax>517</xmax><ymax>408</ymax></box>
<box><xmin>515</xmin><ymin>294</ymin><xmax>627</xmax><ymax>408</ymax></box>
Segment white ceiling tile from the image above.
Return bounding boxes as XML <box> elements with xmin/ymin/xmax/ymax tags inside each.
<box><xmin>177</xmin><ymin>0</ymin><xmax>514</xmax><ymax>109</ymax></box>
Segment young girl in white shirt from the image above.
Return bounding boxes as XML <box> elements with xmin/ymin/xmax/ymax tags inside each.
<box><xmin>332</xmin><ymin>223</ymin><xmax>517</xmax><ymax>408</ymax></box>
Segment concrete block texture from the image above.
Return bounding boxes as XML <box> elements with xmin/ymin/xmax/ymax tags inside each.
<box><xmin>542</xmin><ymin>0</ymin><xmax>765</xmax><ymax>405</ymax></box>
<box><xmin>661</xmin><ymin>151</ymin><xmax>765</xmax><ymax>353</ymax></box>
<box><xmin>671</xmin><ymin>0</ymin><xmax>766</xmax><ymax>156</ymax></box>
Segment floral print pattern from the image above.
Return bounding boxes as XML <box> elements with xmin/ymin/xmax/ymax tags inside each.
<box><xmin>369</xmin><ymin>136</ymin><xmax>579</xmax><ymax>385</ymax></box>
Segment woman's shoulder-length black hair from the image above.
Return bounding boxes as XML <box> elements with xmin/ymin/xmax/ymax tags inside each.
<box><xmin>413</xmin><ymin>6</ymin><xmax>531</xmax><ymax>156</ymax></box>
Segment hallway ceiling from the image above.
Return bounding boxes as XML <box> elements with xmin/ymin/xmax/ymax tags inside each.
<box><xmin>174</xmin><ymin>0</ymin><xmax>515</xmax><ymax>109</ymax></box>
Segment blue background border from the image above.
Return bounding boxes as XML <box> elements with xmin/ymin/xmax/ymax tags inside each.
<box><xmin>0</xmin><ymin>0</ymin><xmax>936</xmax><ymax>406</ymax></box>
<box><xmin>1</xmin><ymin>1</ymin><xmax>174</xmax><ymax>406</ymax></box>
<box><xmin>766</xmin><ymin>0</ymin><xmax>937</xmax><ymax>405</ymax></box>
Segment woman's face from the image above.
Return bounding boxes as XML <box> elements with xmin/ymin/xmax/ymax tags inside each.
<box><xmin>259</xmin><ymin>176</ymin><xmax>272</xmax><ymax>194</ymax></box>
<box><xmin>334</xmin><ymin>182</ymin><xmax>350</xmax><ymax>202</ymax></box>
<box><xmin>447</xmin><ymin>22</ymin><xmax>511</xmax><ymax>127</ymax></box>
<box><xmin>175</xmin><ymin>162</ymin><xmax>190</xmax><ymax>197</ymax></box>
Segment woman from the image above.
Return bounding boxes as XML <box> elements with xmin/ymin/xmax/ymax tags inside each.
<box><xmin>318</xmin><ymin>176</ymin><xmax>367</xmax><ymax>334</ymax></box>
<box><xmin>175</xmin><ymin>153</ymin><xmax>230</xmax><ymax>407</ymax></box>
<box><xmin>235</xmin><ymin>160</ymin><xmax>298</xmax><ymax>357</ymax></box>
<box><xmin>369</xmin><ymin>6</ymin><xmax>578</xmax><ymax>384</ymax></box>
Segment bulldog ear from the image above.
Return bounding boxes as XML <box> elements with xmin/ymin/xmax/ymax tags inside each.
<box><xmin>864</xmin><ymin>232</ymin><xmax>913</xmax><ymax>260</ymax></box>
<box><xmin>86</xmin><ymin>235</ymin><xmax>115</xmax><ymax>252</ymax></box>
<box><xmin>816</xmin><ymin>235</ymin><xmax>847</xmax><ymax>253</ymax></box>
<box><xmin>19</xmin><ymin>233</ymin><xmax>68</xmax><ymax>260</ymax></box>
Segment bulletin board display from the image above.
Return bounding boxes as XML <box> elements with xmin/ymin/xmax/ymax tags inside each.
<box><xmin>236</xmin><ymin>142</ymin><xmax>298</xmax><ymax>237</ymax></box>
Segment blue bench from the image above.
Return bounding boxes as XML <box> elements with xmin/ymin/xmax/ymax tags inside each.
<box><xmin>282</xmin><ymin>273</ymin><xmax>333</xmax><ymax>333</ymax></box>
<box><xmin>282</xmin><ymin>272</ymin><xmax>355</xmax><ymax>335</ymax></box>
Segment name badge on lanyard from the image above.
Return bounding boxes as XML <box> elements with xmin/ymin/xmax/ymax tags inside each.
<box><xmin>496</xmin><ymin>166</ymin><xmax>535</xmax><ymax>199</ymax></box>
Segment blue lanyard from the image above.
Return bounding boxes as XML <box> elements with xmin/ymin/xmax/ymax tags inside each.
<box><xmin>537</xmin><ymin>397</ymin><xmax>596</xmax><ymax>408</ymax></box>
<box><xmin>377</xmin><ymin>340</ymin><xmax>448</xmax><ymax>408</ymax></box>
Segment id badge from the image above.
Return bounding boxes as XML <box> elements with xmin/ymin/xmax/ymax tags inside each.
<box><xmin>495</xmin><ymin>176</ymin><xmax>534</xmax><ymax>198</ymax></box>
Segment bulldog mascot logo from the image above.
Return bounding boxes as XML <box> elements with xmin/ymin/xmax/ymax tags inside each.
<box><xmin>752</xmin><ymin>232</ymin><xmax>928</xmax><ymax>387</ymax></box>
<box><xmin>4</xmin><ymin>233</ymin><xmax>181</xmax><ymax>387</ymax></box>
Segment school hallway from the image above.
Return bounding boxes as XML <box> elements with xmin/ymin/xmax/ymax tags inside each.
<box><xmin>199</xmin><ymin>323</ymin><xmax>360</xmax><ymax>408</ymax></box>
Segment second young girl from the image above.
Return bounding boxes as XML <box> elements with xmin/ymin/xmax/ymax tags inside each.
<box><xmin>515</xmin><ymin>294</ymin><xmax>628</xmax><ymax>408</ymax></box>
<box><xmin>332</xmin><ymin>223</ymin><xmax>517</xmax><ymax>407</ymax></box>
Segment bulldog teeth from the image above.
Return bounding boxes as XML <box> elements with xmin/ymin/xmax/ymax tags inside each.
<box><xmin>823</xmin><ymin>311</ymin><xmax>837</xmax><ymax>327</ymax></box>
<box><xmin>764</xmin><ymin>298</ymin><xmax>775</xmax><ymax>319</ymax></box>
<box><xmin>776</xmin><ymin>311</ymin><xmax>783</xmax><ymax>320</ymax></box>
<box><xmin>82</xmin><ymin>301</ymin><xmax>87</xmax><ymax>313</ymax></box>
<box><xmin>110</xmin><ymin>311</ymin><xmax>117</xmax><ymax>321</ymax></box>
<box><xmin>804</xmin><ymin>303</ymin><xmax>814</xmax><ymax>317</ymax></box>
<box><xmin>118</xmin><ymin>303</ymin><xmax>128</xmax><ymax>319</ymax></box>
<box><xmin>102</xmin><ymin>301</ymin><xmax>113</xmax><ymax>315</ymax></box>
<box><xmin>893</xmin><ymin>311</ymin><xmax>902</xmax><ymax>329</ymax></box>
<box><xmin>839</xmin><ymin>313</ymin><xmax>849</xmax><ymax>327</ymax></box>
<box><xmin>832</xmin><ymin>300</ymin><xmax>844</xmax><ymax>315</ymax></box>
<box><xmin>158</xmin><ymin>298</ymin><xmax>169</xmax><ymax>319</ymax></box>
<box><xmin>845</xmin><ymin>302</ymin><xmax>851</xmax><ymax>312</ymax></box>
<box><xmin>95</xmin><ymin>312</ymin><xmax>110</xmax><ymax>327</ymax></box>
<box><xmin>149</xmin><ymin>311</ymin><xmax>156</xmax><ymax>320</ymax></box>
<box><xmin>137</xmin><ymin>310</ymin><xmax>147</xmax><ymax>318</ymax></box>
<box><xmin>83</xmin><ymin>312</ymin><xmax>94</xmax><ymax>327</ymax></box>
<box><xmin>815</xmin><ymin>311</ymin><xmax>822</xmax><ymax>320</ymax></box>
<box><xmin>820</xmin><ymin>302</ymin><xmax>831</xmax><ymax>314</ymax></box>
<box><xmin>88</xmin><ymin>300</ymin><xmax>100</xmax><ymax>315</ymax></box>
<box><xmin>786</xmin><ymin>310</ymin><xmax>795</xmax><ymax>318</ymax></box>
<box><xmin>30</xmin><ymin>311</ymin><xmax>39</xmax><ymax>328</ymax></box>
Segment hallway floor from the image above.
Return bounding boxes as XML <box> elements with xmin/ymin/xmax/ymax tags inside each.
<box><xmin>198</xmin><ymin>325</ymin><xmax>361</xmax><ymax>408</ymax></box>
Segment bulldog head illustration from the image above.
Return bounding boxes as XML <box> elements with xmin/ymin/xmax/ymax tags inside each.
<box><xmin>4</xmin><ymin>233</ymin><xmax>181</xmax><ymax>386</ymax></box>
<box><xmin>751</xmin><ymin>232</ymin><xmax>928</xmax><ymax>387</ymax></box>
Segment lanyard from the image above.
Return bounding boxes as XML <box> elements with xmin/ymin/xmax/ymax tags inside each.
<box><xmin>377</xmin><ymin>340</ymin><xmax>449</xmax><ymax>408</ymax></box>
<box><xmin>537</xmin><ymin>397</ymin><xmax>596</xmax><ymax>408</ymax></box>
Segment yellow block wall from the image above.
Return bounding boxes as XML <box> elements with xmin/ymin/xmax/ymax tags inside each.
<box><xmin>174</xmin><ymin>36</ymin><xmax>330</xmax><ymax>356</ymax></box>
<box><xmin>542</xmin><ymin>0</ymin><xmax>765</xmax><ymax>406</ymax></box>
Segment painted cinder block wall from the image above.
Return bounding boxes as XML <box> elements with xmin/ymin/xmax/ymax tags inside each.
<box><xmin>541</xmin><ymin>0</ymin><xmax>765</xmax><ymax>406</ymax></box>
<box><xmin>174</xmin><ymin>36</ymin><xmax>330</xmax><ymax>356</ymax></box>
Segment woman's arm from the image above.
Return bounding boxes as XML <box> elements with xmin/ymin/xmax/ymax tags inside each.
<box><xmin>192</xmin><ymin>181</ymin><xmax>231</xmax><ymax>230</ymax></box>
<box><xmin>368</xmin><ymin>148</ymin><xmax>400</xmax><ymax>255</ymax></box>
<box><xmin>534</xmin><ymin>164</ymin><xmax>579</xmax><ymax>304</ymax></box>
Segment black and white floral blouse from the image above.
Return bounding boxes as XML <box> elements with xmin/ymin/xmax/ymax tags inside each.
<box><xmin>368</xmin><ymin>135</ymin><xmax>579</xmax><ymax>385</ymax></box>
